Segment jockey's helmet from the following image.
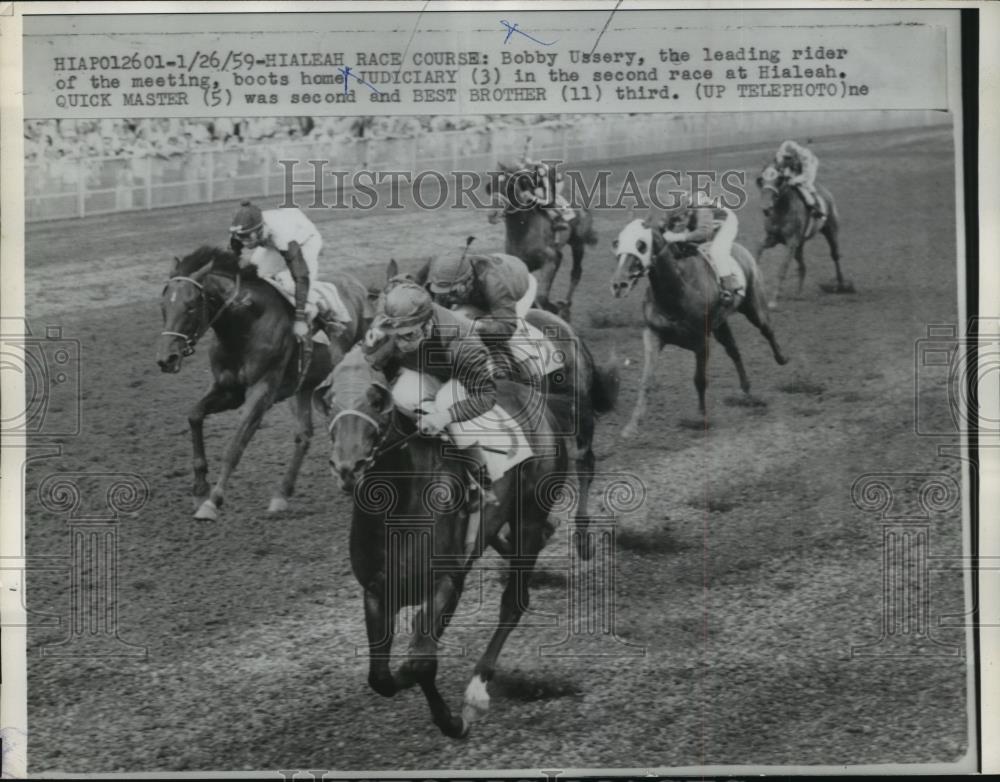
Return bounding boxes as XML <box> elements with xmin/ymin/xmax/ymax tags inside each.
<box><xmin>377</xmin><ymin>280</ymin><xmax>434</xmax><ymax>334</ymax></box>
<box><xmin>427</xmin><ymin>254</ymin><xmax>475</xmax><ymax>295</ymax></box>
<box><xmin>230</xmin><ymin>200</ymin><xmax>264</xmax><ymax>245</ymax></box>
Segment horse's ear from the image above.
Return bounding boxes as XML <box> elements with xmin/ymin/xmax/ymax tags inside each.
<box><xmin>171</xmin><ymin>256</ymin><xmax>181</xmax><ymax>274</ymax></box>
<box><xmin>386</xmin><ymin>258</ymin><xmax>399</xmax><ymax>282</ymax></box>
<box><xmin>190</xmin><ymin>260</ymin><xmax>213</xmax><ymax>282</ymax></box>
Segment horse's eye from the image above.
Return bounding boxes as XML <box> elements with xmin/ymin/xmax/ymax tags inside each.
<box><xmin>612</xmin><ymin>238</ymin><xmax>619</xmax><ymax>249</ymax></box>
<box><xmin>636</xmin><ymin>240</ymin><xmax>648</xmax><ymax>254</ymax></box>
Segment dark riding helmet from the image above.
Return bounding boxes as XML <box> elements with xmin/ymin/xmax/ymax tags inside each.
<box><xmin>230</xmin><ymin>200</ymin><xmax>264</xmax><ymax>239</ymax></box>
<box><xmin>427</xmin><ymin>254</ymin><xmax>475</xmax><ymax>295</ymax></box>
<box><xmin>375</xmin><ymin>281</ymin><xmax>434</xmax><ymax>334</ymax></box>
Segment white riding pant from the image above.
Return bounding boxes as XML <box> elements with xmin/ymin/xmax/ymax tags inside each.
<box><xmin>706</xmin><ymin>210</ymin><xmax>745</xmax><ymax>291</ymax></box>
<box><xmin>251</xmin><ymin>234</ymin><xmax>323</xmax><ymax>318</ymax></box>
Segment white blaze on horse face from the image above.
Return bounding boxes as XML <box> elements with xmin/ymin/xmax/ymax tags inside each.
<box><xmin>616</xmin><ymin>219</ymin><xmax>653</xmax><ymax>269</ymax></box>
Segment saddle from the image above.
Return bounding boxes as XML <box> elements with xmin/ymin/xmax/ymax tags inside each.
<box><xmin>260</xmin><ymin>277</ymin><xmax>353</xmax><ymax>343</ymax></box>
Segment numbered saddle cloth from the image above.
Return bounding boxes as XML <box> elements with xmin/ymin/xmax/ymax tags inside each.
<box><xmin>508</xmin><ymin>319</ymin><xmax>567</xmax><ymax>378</ymax></box>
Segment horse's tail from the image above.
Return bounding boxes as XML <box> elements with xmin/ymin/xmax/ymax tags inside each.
<box><xmin>582</xmin><ymin>339</ymin><xmax>620</xmax><ymax>414</ymax></box>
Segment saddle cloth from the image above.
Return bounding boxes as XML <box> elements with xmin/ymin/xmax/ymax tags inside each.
<box><xmin>390</xmin><ymin>370</ymin><xmax>534</xmax><ymax>482</ymax></box>
<box><xmin>508</xmin><ymin>319</ymin><xmax>567</xmax><ymax>377</ymax></box>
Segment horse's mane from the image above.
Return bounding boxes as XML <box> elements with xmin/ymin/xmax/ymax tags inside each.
<box><xmin>174</xmin><ymin>246</ymin><xmax>259</xmax><ymax>281</ymax></box>
<box><xmin>331</xmin><ymin>344</ymin><xmax>387</xmax><ymax>405</ymax></box>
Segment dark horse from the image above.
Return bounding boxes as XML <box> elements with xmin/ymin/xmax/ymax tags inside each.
<box><xmin>610</xmin><ymin>218</ymin><xmax>789</xmax><ymax>434</ymax></box>
<box><xmin>755</xmin><ymin>163</ymin><xmax>853</xmax><ymax>308</ymax></box>
<box><xmin>320</xmin><ymin>346</ymin><xmax>578</xmax><ymax>737</ymax></box>
<box><xmin>485</xmin><ymin>162</ymin><xmax>598</xmax><ymax>319</ymax></box>
<box><xmin>385</xmin><ymin>257</ymin><xmax>619</xmax><ymax>542</ymax></box>
<box><xmin>156</xmin><ymin>246</ymin><xmax>372</xmax><ymax>520</ymax></box>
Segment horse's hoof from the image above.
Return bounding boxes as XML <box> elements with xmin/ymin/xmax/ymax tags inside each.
<box><xmin>621</xmin><ymin>423</ymin><xmax>638</xmax><ymax>439</ymax></box>
<box><xmin>447</xmin><ymin>717</ymin><xmax>471</xmax><ymax>740</ymax></box>
<box><xmin>194</xmin><ymin>499</ymin><xmax>218</xmax><ymax>521</ymax></box>
<box><xmin>462</xmin><ymin>676</ymin><xmax>491</xmax><ymax>725</ymax></box>
<box><xmin>267</xmin><ymin>496</ymin><xmax>289</xmax><ymax>514</ymax></box>
<box><xmin>192</xmin><ymin>495</ymin><xmax>209</xmax><ymax>512</ymax></box>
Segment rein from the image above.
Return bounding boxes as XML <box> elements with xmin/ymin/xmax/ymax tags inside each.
<box><xmin>161</xmin><ymin>272</ymin><xmax>242</xmax><ymax>356</ymax></box>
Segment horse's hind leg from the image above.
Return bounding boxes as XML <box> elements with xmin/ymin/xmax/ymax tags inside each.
<box><xmin>574</xmin><ymin>415</ymin><xmax>597</xmax><ymax>561</ymax></box>
<box><xmin>269</xmin><ymin>387</ymin><xmax>314</xmax><ymax>514</ymax></box>
<box><xmin>694</xmin><ymin>344</ymin><xmax>708</xmax><ymax>416</ymax></box>
<box><xmin>821</xmin><ymin>218</ymin><xmax>850</xmax><ymax>290</ymax></box>
<box><xmin>398</xmin><ymin>572</ymin><xmax>469</xmax><ymax>738</ymax></box>
<box><xmin>794</xmin><ymin>242</ymin><xmax>807</xmax><ymax>296</ymax></box>
<box><xmin>196</xmin><ymin>379</ymin><xmax>277</xmax><ymax>521</ymax></box>
<box><xmin>741</xmin><ymin>291</ymin><xmax>789</xmax><ymax>366</ymax></box>
<box><xmin>562</xmin><ymin>239</ymin><xmax>585</xmax><ymax>315</ymax></box>
<box><xmin>713</xmin><ymin>321</ymin><xmax>750</xmax><ymax>395</ymax></box>
<box><xmin>188</xmin><ymin>384</ymin><xmax>243</xmax><ymax>514</ymax></box>
<box><xmin>464</xmin><ymin>511</ymin><xmax>546</xmax><ymax>727</ymax></box>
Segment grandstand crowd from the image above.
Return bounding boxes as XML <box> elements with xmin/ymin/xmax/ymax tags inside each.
<box><xmin>24</xmin><ymin>114</ymin><xmax>579</xmax><ymax>162</ymax></box>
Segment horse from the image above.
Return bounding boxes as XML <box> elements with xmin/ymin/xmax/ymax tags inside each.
<box><xmin>610</xmin><ymin>218</ymin><xmax>789</xmax><ymax>435</ymax></box>
<box><xmin>384</xmin><ymin>257</ymin><xmax>619</xmax><ymax>548</ymax></box>
<box><xmin>485</xmin><ymin>162</ymin><xmax>598</xmax><ymax>320</ymax></box>
<box><xmin>755</xmin><ymin>164</ymin><xmax>854</xmax><ymax>308</ymax></box>
<box><xmin>156</xmin><ymin>246</ymin><xmax>372</xmax><ymax>520</ymax></box>
<box><xmin>319</xmin><ymin>345</ymin><xmax>578</xmax><ymax>737</ymax></box>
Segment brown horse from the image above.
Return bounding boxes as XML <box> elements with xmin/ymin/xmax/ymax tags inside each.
<box><xmin>156</xmin><ymin>246</ymin><xmax>372</xmax><ymax>520</ymax></box>
<box><xmin>610</xmin><ymin>218</ymin><xmax>788</xmax><ymax>434</ymax></box>
<box><xmin>486</xmin><ymin>162</ymin><xmax>598</xmax><ymax>319</ymax></box>
<box><xmin>320</xmin><ymin>345</ymin><xmax>577</xmax><ymax>737</ymax></box>
<box><xmin>755</xmin><ymin>163</ymin><xmax>853</xmax><ymax>308</ymax></box>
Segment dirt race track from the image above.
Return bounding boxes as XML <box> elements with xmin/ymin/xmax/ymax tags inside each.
<box><xmin>23</xmin><ymin>124</ymin><xmax>973</xmax><ymax>773</ymax></box>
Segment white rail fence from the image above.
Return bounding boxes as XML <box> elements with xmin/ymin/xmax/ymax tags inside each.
<box><xmin>26</xmin><ymin>111</ymin><xmax>947</xmax><ymax>222</ymax></box>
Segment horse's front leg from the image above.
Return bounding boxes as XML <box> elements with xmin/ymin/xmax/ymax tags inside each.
<box><xmin>187</xmin><ymin>384</ymin><xmax>243</xmax><ymax>515</ymax></box>
<box><xmin>622</xmin><ymin>327</ymin><xmax>660</xmax><ymax>438</ymax></box>
<box><xmin>464</xmin><ymin>508</ymin><xmax>547</xmax><ymax>727</ymax></box>
<box><xmin>772</xmin><ymin>242</ymin><xmax>798</xmax><ymax>309</ymax></box>
<box><xmin>364</xmin><ymin>586</ymin><xmax>398</xmax><ymax>698</ymax></box>
<box><xmin>268</xmin><ymin>386</ymin><xmax>314</xmax><ymax>514</ymax></box>
<box><xmin>713</xmin><ymin>321</ymin><xmax>750</xmax><ymax>395</ymax></box>
<box><xmin>534</xmin><ymin>249</ymin><xmax>561</xmax><ymax>314</ymax></box>
<box><xmin>195</xmin><ymin>378</ymin><xmax>277</xmax><ymax>521</ymax></box>
<box><xmin>397</xmin><ymin>571</ymin><xmax>468</xmax><ymax>738</ymax></box>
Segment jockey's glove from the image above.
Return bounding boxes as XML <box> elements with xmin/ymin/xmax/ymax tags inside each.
<box><xmin>293</xmin><ymin>309</ymin><xmax>310</xmax><ymax>339</ymax></box>
<box><xmin>417</xmin><ymin>409</ymin><xmax>453</xmax><ymax>436</ymax></box>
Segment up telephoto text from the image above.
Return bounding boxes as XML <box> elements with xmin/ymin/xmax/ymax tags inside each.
<box><xmin>49</xmin><ymin>45</ymin><xmax>868</xmax><ymax>109</ymax></box>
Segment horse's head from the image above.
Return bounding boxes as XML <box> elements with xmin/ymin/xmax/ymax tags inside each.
<box><xmin>486</xmin><ymin>163</ymin><xmax>535</xmax><ymax>214</ymax></box>
<box><xmin>610</xmin><ymin>218</ymin><xmax>657</xmax><ymax>298</ymax></box>
<box><xmin>318</xmin><ymin>346</ymin><xmax>394</xmax><ymax>493</ymax></box>
<box><xmin>756</xmin><ymin>163</ymin><xmax>784</xmax><ymax>218</ymax></box>
<box><xmin>157</xmin><ymin>255</ymin><xmax>214</xmax><ymax>372</ymax></box>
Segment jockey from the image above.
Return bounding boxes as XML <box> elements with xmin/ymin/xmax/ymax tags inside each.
<box><xmin>775</xmin><ymin>139</ymin><xmax>825</xmax><ymax>219</ymax></box>
<box><xmin>520</xmin><ymin>153</ymin><xmax>575</xmax><ymax>240</ymax></box>
<box><xmin>426</xmin><ymin>252</ymin><xmax>538</xmax><ymax>376</ymax></box>
<box><xmin>229</xmin><ymin>200</ymin><xmax>343</xmax><ymax>343</ymax></box>
<box><xmin>662</xmin><ymin>192</ymin><xmax>745</xmax><ymax>307</ymax></box>
<box><xmin>365</xmin><ymin>280</ymin><xmax>505</xmax><ymax>505</ymax></box>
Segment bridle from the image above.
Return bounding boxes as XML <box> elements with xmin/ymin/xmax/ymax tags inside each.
<box><xmin>160</xmin><ymin>273</ymin><xmax>241</xmax><ymax>356</ymax></box>
<box><xmin>326</xmin><ymin>383</ymin><xmax>420</xmax><ymax>474</ymax></box>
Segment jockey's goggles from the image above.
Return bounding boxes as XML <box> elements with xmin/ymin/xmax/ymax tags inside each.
<box><xmin>394</xmin><ymin>326</ymin><xmax>425</xmax><ymax>346</ymax></box>
<box><xmin>230</xmin><ymin>222</ymin><xmax>263</xmax><ymax>240</ymax></box>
